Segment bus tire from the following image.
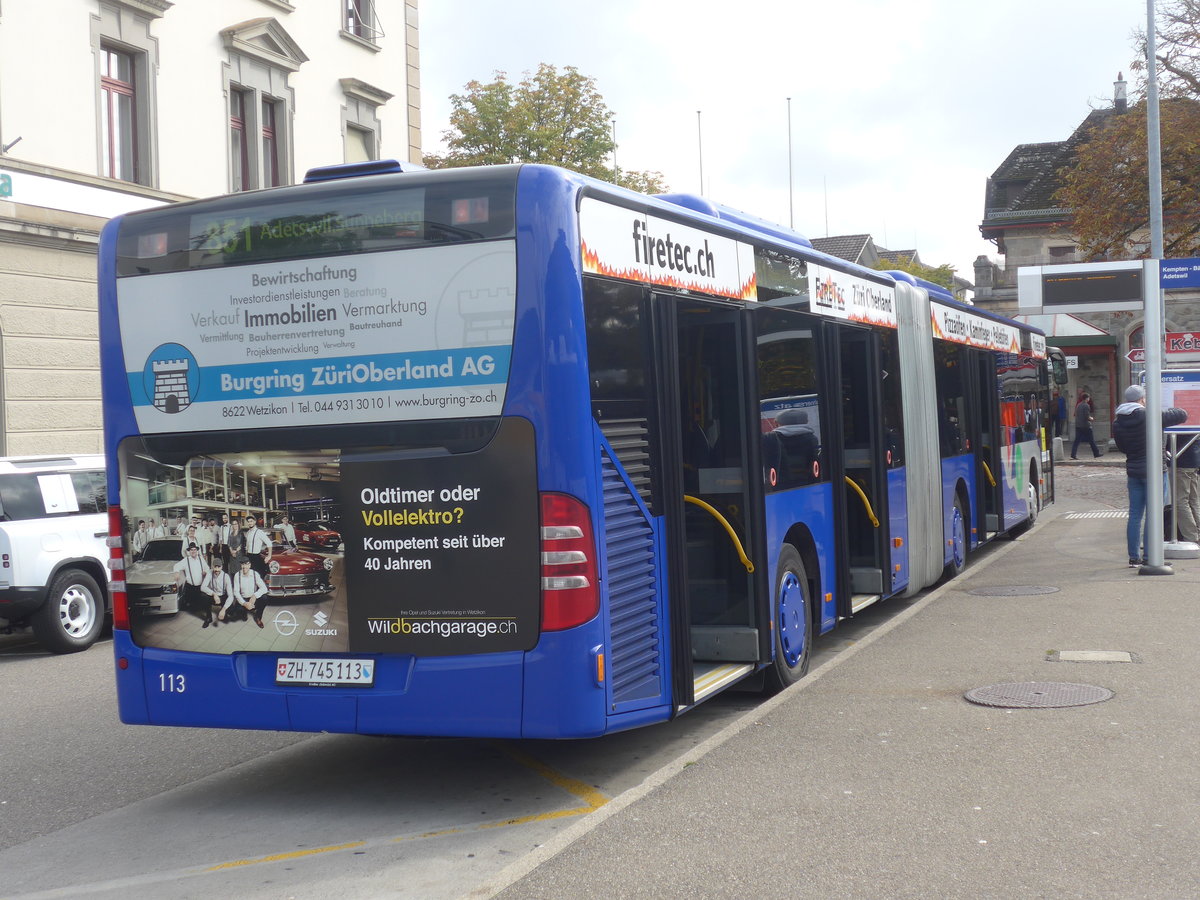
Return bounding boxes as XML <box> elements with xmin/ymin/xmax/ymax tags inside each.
<box><xmin>32</xmin><ymin>569</ymin><xmax>105</xmax><ymax>653</ymax></box>
<box><xmin>765</xmin><ymin>544</ymin><xmax>812</xmax><ymax>693</ymax></box>
<box><xmin>944</xmin><ymin>495</ymin><xmax>968</xmax><ymax>580</ymax></box>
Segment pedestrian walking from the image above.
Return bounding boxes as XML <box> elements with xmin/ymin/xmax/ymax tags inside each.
<box><xmin>1071</xmin><ymin>392</ymin><xmax>1101</xmax><ymax>459</ymax></box>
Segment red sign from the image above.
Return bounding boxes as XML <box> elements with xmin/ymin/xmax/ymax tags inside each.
<box><xmin>1126</xmin><ymin>348</ymin><xmax>1145</xmax><ymax>363</ymax></box>
<box><xmin>1166</xmin><ymin>332</ymin><xmax>1200</xmax><ymax>354</ymax></box>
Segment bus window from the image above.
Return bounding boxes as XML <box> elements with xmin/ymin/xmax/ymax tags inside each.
<box><xmin>756</xmin><ymin>308</ymin><xmax>824</xmax><ymax>490</ymax></box>
<box><xmin>935</xmin><ymin>341</ymin><xmax>967</xmax><ymax>457</ymax></box>
<box><xmin>879</xmin><ymin>328</ymin><xmax>905</xmax><ymax>468</ymax></box>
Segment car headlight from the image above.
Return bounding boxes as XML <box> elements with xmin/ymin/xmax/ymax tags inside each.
<box><xmin>323</xmin><ymin>558</ymin><xmax>333</xmax><ymax>571</ymax></box>
<box><xmin>269</xmin><ymin>560</ymin><xmax>280</xmax><ymax>574</ymax></box>
<box><xmin>164</xmin><ymin>582</ymin><xmax>179</xmax><ymax>594</ymax></box>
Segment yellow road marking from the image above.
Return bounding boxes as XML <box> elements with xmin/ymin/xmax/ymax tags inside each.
<box><xmin>200</xmin><ymin>743</ymin><xmax>609</xmax><ymax>872</ymax></box>
<box><xmin>206</xmin><ymin>841</ymin><xmax>367</xmax><ymax>871</ymax></box>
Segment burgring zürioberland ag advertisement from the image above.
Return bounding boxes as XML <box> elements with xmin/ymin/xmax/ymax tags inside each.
<box><xmin>116</xmin><ymin>242</ymin><xmax>516</xmax><ymax>433</ymax></box>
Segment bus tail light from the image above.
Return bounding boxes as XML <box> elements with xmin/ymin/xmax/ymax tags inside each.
<box><xmin>540</xmin><ymin>493</ymin><xmax>599</xmax><ymax>631</ymax></box>
<box><xmin>108</xmin><ymin>506</ymin><xmax>130</xmax><ymax>631</ymax></box>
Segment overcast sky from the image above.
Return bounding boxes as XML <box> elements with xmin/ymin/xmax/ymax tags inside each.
<box><xmin>418</xmin><ymin>0</ymin><xmax>1149</xmax><ymax>287</ymax></box>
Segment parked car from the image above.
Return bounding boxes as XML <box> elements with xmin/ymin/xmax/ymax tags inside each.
<box><xmin>294</xmin><ymin>520</ymin><xmax>342</xmax><ymax>552</ymax></box>
<box><xmin>266</xmin><ymin>542</ymin><xmax>334</xmax><ymax>598</ymax></box>
<box><xmin>0</xmin><ymin>455</ymin><xmax>110</xmax><ymax>652</ymax></box>
<box><xmin>125</xmin><ymin>537</ymin><xmax>182</xmax><ymax>617</ymax></box>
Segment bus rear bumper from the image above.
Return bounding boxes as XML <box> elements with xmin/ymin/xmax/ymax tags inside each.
<box><xmin>113</xmin><ymin>630</ymin><xmax>527</xmax><ymax>738</ymax></box>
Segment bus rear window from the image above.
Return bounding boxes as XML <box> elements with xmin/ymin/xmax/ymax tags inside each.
<box><xmin>116</xmin><ymin>168</ymin><xmax>518</xmax><ymax>276</ymax></box>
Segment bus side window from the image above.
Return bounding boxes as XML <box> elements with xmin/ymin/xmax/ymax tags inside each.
<box><xmin>755</xmin><ymin>308</ymin><xmax>824</xmax><ymax>491</ymax></box>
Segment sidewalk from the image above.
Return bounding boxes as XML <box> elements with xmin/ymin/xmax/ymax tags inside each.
<box><xmin>484</xmin><ymin>500</ymin><xmax>1200</xmax><ymax>899</ymax></box>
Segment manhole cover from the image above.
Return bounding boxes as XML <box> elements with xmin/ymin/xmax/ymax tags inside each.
<box><xmin>964</xmin><ymin>682</ymin><xmax>1113</xmax><ymax>709</ymax></box>
<box><xmin>969</xmin><ymin>585</ymin><xmax>1061</xmax><ymax>597</ymax></box>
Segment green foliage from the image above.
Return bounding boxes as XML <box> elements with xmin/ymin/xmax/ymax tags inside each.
<box><xmin>424</xmin><ymin>63</ymin><xmax>668</xmax><ymax>193</ymax></box>
<box><xmin>872</xmin><ymin>257</ymin><xmax>957</xmax><ymax>291</ymax></box>
<box><xmin>1055</xmin><ymin>100</ymin><xmax>1200</xmax><ymax>259</ymax></box>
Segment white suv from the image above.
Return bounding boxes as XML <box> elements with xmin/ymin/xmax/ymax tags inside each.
<box><xmin>0</xmin><ymin>455</ymin><xmax>110</xmax><ymax>652</ymax></box>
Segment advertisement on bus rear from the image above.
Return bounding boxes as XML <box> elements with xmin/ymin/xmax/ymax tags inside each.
<box><xmin>116</xmin><ymin>242</ymin><xmax>516</xmax><ymax>434</ymax></box>
<box><xmin>120</xmin><ymin>419</ymin><xmax>539</xmax><ymax>656</ymax></box>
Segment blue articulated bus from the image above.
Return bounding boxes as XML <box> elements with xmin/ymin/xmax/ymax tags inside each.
<box><xmin>99</xmin><ymin>161</ymin><xmax>1058</xmax><ymax>738</ymax></box>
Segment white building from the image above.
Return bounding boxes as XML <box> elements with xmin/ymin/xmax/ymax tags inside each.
<box><xmin>0</xmin><ymin>0</ymin><xmax>420</xmax><ymax>454</ymax></box>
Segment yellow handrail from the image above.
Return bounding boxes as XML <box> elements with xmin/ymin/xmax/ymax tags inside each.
<box><xmin>843</xmin><ymin>476</ymin><xmax>880</xmax><ymax>528</ymax></box>
<box><xmin>981</xmin><ymin>460</ymin><xmax>996</xmax><ymax>487</ymax></box>
<box><xmin>683</xmin><ymin>495</ymin><xmax>755</xmax><ymax>573</ymax></box>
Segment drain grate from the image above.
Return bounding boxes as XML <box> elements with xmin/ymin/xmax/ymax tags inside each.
<box><xmin>964</xmin><ymin>682</ymin><xmax>1113</xmax><ymax>709</ymax></box>
<box><xmin>969</xmin><ymin>585</ymin><xmax>1060</xmax><ymax>597</ymax></box>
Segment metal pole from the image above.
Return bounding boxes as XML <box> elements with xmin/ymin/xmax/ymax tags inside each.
<box><xmin>697</xmin><ymin>110</ymin><xmax>704</xmax><ymax>195</ymax></box>
<box><xmin>1141</xmin><ymin>0</ymin><xmax>1170</xmax><ymax>573</ymax></box>
<box><xmin>787</xmin><ymin>97</ymin><xmax>794</xmax><ymax>229</ymax></box>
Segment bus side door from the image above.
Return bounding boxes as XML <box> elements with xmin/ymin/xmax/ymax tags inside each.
<box><xmin>966</xmin><ymin>349</ymin><xmax>1002</xmax><ymax>541</ymax></box>
<box><xmin>827</xmin><ymin>323</ymin><xmax>892</xmax><ymax>614</ymax></box>
<box><xmin>652</xmin><ymin>293</ymin><xmax>769</xmax><ymax>709</ymax></box>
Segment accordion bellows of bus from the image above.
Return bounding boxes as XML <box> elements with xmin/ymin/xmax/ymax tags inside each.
<box><xmin>98</xmin><ymin>161</ymin><xmax>1060</xmax><ymax>738</ymax></box>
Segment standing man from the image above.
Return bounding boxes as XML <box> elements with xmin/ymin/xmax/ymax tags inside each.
<box><xmin>278</xmin><ymin>514</ymin><xmax>297</xmax><ymax>550</ymax></box>
<box><xmin>131</xmin><ymin>520</ymin><xmax>149</xmax><ymax>557</ymax></box>
<box><xmin>1172</xmin><ymin>434</ymin><xmax>1200</xmax><ymax>543</ymax></box>
<box><xmin>1113</xmin><ymin>384</ymin><xmax>1187</xmax><ymax>566</ymax></box>
<box><xmin>1071</xmin><ymin>391</ymin><xmax>1101</xmax><ymax>460</ymax></box>
<box><xmin>242</xmin><ymin>514</ymin><xmax>273</xmax><ymax>628</ymax></box>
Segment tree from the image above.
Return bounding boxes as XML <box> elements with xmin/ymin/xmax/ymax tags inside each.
<box><xmin>871</xmin><ymin>257</ymin><xmax>957</xmax><ymax>291</ymax></box>
<box><xmin>424</xmin><ymin>64</ymin><xmax>668</xmax><ymax>192</ymax></box>
<box><xmin>1055</xmin><ymin>99</ymin><xmax>1200</xmax><ymax>259</ymax></box>
<box><xmin>1131</xmin><ymin>0</ymin><xmax>1200</xmax><ymax>99</ymax></box>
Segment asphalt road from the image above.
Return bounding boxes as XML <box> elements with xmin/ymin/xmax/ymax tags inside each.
<box><xmin>0</xmin><ymin>459</ymin><xmax>1129</xmax><ymax>898</ymax></box>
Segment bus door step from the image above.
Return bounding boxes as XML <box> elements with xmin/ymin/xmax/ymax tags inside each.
<box><xmin>850</xmin><ymin>566</ymin><xmax>884</xmax><ymax>594</ymax></box>
<box><xmin>850</xmin><ymin>593</ymin><xmax>882</xmax><ymax>614</ymax></box>
<box><xmin>690</xmin><ymin>626</ymin><xmax>759</xmax><ymax>662</ymax></box>
<box><xmin>690</xmin><ymin>661</ymin><xmax>757</xmax><ymax>706</ymax></box>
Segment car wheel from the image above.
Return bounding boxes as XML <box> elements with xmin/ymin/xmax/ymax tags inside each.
<box><xmin>32</xmin><ymin>569</ymin><xmax>105</xmax><ymax>653</ymax></box>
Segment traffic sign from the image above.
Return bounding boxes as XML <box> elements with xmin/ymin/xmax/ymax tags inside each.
<box><xmin>1127</xmin><ymin>348</ymin><xmax>1146</xmax><ymax>364</ymax></box>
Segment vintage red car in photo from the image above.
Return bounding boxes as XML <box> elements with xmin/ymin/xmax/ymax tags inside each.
<box><xmin>293</xmin><ymin>520</ymin><xmax>342</xmax><ymax>552</ymax></box>
<box><xmin>265</xmin><ymin>542</ymin><xmax>334</xmax><ymax>598</ymax></box>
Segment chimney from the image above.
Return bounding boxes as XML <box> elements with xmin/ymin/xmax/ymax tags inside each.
<box><xmin>1114</xmin><ymin>72</ymin><xmax>1127</xmax><ymax>113</ymax></box>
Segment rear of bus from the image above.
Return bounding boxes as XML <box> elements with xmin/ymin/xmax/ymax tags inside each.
<box><xmin>101</xmin><ymin>163</ymin><xmax>622</xmax><ymax>738</ymax></box>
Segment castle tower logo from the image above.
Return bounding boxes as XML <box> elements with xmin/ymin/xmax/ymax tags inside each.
<box><xmin>141</xmin><ymin>343</ymin><xmax>200</xmax><ymax>414</ymax></box>
<box><xmin>152</xmin><ymin>358</ymin><xmax>192</xmax><ymax>413</ymax></box>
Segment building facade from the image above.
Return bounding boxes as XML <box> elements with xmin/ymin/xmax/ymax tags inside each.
<box><xmin>973</xmin><ymin>76</ymin><xmax>1200</xmax><ymax>447</ymax></box>
<box><xmin>0</xmin><ymin>0</ymin><xmax>420</xmax><ymax>454</ymax></box>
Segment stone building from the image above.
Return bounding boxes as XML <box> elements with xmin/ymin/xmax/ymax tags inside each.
<box><xmin>0</xmin><ymin>0</ymin><xmax>420</xmax><ymax>454</ymax></box>
<box><xmin>973</xmin><ymin>75</ymin><xmax>1200</xmax><ymax>447</ymax></box>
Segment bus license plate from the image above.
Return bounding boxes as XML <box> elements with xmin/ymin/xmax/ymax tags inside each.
<box><xmin>276</xmin><ymin>658</ymin><xmax>374</xmax><ymax>687</ymax></box>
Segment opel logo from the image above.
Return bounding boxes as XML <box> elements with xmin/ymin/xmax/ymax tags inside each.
<box><xmin>273</xmin><ymin>610</ymin><xmax>299</xmax><ymax>636</ymax></box>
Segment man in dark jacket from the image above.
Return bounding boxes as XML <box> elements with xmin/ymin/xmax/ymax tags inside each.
<box><xmin>1071</xmin><ymin>392</ymin><xmax>1100</xmax><ymax>459</ymax></box>
<box><xmin>1112</xmin><ymin>384</ymin><xmax>1188</xmax><ymax>565</ymax></box>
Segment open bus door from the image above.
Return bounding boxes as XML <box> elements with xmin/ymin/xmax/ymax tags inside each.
<box><xmin>827</xmin><ymin>324</ymin><xmax>892</xmax><ymax>615</ymax></box>
<box><xmin>653</xmin><ymin>294</ymin><xmax>769</xmax><ymax>709</ymax></box>
<box><xmin>967</xmin><ymin>349</ymin><xmax>1003</xmax><ymax>541</ymax></box>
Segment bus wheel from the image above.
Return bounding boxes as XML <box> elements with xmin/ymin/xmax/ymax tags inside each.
<box><xmin>32</xmin><ymin>569</ymin><xmax>104</xmax><ymax>653</ymax></box>
<box><xmin>766</xmin><ymin>545</ymin><xmax>811</xmax><ymax>693</ymax></box>
<box><xmin>944</xmin><ymin>497</ymin><xmax>968</xmax><ymax>580</ymax></box>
